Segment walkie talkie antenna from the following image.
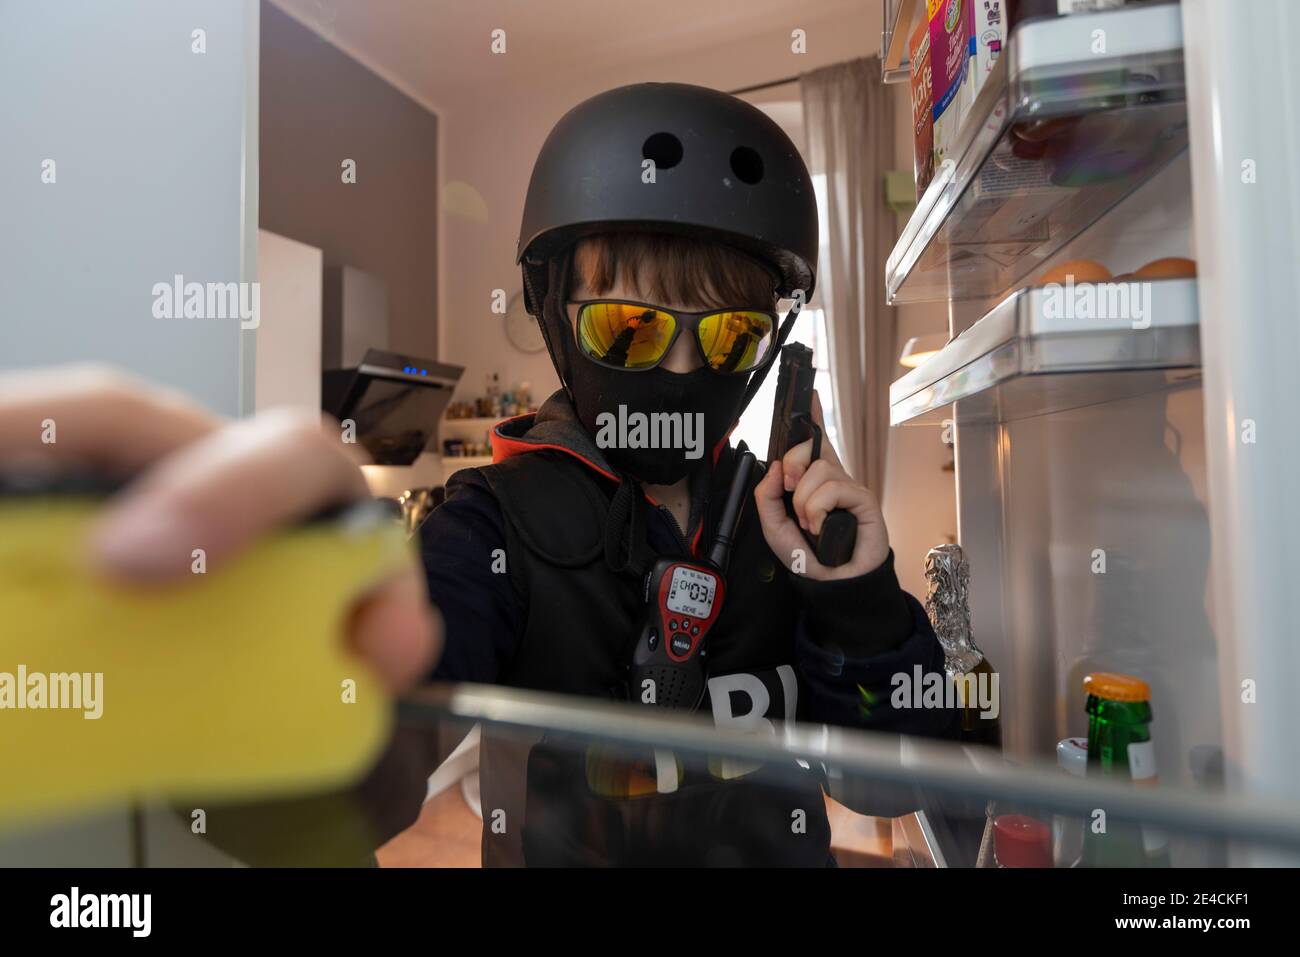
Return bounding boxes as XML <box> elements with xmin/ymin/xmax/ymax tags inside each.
<box><xmin>707</xmin><ymin>450</ymin><xmax>756</xmax><ymax>573</ymax></box>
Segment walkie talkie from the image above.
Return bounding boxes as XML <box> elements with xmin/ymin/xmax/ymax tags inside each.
<box><xmin>768</xmin><ymin>342</ymin><xmax>857</xmax><ymax>567</ymax></box>
<box><xmin>629</xmin><ymin>450</ymin><xmax>756</xmax><ymax>711</ymax></box>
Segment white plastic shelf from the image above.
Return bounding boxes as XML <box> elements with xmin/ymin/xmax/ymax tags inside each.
<box><xmin>889</xmin><ymin>277</ymin><xmax>1200</xmax><ymax>425</ymax></box>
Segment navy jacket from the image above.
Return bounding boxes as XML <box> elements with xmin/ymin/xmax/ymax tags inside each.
<box><xmin>420</xmin><ymin>393</ymin><xmax>956</xmax><ymax>739</ymax></box>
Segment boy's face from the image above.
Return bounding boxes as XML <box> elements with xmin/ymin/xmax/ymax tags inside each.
<box><xmin>566</xmin><ymin>260</ymin><xmax>710</xmax><ymax>375</ymax></box>
<box><xmin>554</xmin><ymin>243</ymin><xmax>761</xmax><ymax>484</ymax></box>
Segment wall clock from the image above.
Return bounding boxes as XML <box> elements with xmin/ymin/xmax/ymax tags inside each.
<box><xmin>505</xmin><ymin>291</ymin><xmax>546</xmax><ymax>354</ymax></box>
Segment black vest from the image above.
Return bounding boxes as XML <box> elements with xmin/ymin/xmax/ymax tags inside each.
<box><xmin>460</xmin><ymin>448</ymin><xmax>834</xmax><ymax>866</ymax></box>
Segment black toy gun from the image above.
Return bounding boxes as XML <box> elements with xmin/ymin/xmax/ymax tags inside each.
<box><xmin>766</xmin><ymin>343</ymin><xmax>857</xmax><ymax>568</ymax></box>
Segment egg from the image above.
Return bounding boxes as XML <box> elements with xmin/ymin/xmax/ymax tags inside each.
<box><xmin>1134</xmin><ymin>257</ymin><xmax>1197</xmax><ymax>278</ymax></box>
<box><xmin>1037</xmin><ymin>259</ymin><xmax>1113</xmax><ymax>285</ymax></box>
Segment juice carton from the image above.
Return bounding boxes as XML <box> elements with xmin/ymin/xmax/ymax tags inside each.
<box><xmin>929</xmin><ymin>0</ymin><xmax>974</xmax><ymax>171</ymax></box>
<box><xmin>910</xmin><ymin>15</ymin><xmax>935</xmax><ymax>197</ymax></box>
<box><xmin>971</xmin><ymin>0</ymin><xmax>1005</xmax><ymax>101</ymax></box>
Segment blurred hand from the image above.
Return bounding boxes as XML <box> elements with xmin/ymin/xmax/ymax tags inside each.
<box><xmin>753</xmin><ymin>390</ymin><xmax>890</xmax><ymax>581</ymax></box>
<box><xmin>0</xmin><ymin>365</ymin><xmax>441</xmax><ymax>690</ymax></box>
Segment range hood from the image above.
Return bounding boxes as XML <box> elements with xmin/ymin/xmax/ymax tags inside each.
<box><xmin>322</xmin><ymin>348</ymin><xmax>464</xmax><ymax>466</ymax></box>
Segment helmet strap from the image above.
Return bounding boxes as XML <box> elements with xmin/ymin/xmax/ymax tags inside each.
<box><xmin>735</xmin><ymin>297</ymin><xmax>803</xmax><ymax>420</ymax></box>
<box><xmin>522</xmin><ymin>250</ymin><xmax>578</xmax><ymax>407</ymax></box>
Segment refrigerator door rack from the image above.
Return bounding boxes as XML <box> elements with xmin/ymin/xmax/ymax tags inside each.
<box><xmin>886</xmin><ymin>2</ymin><xmax>1187</xmax><ymax>305</ymax></box>
<box><xmin>880</xmin><ymin>0</ymin><xmax>921</xmax><ymax>83</ymax></box>
<box><xmin>889</xmin><ymin>277</ymin><xmax>1200</xmax><ymax>426</ymax></box>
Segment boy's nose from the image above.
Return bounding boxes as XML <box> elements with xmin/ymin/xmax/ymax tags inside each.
<box><xmin>661</xmin><ymin>329</ymin><xmax>703</xmax><ymax>374</ymax></box>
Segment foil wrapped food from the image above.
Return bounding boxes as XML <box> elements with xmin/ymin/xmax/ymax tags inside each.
<box><xmin>924</xmin><ymin>543</ymin><xmax>986</xmax><ymax>677</ymax></box>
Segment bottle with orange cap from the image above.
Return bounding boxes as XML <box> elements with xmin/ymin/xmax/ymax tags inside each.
<box><xmin>1080</xmin><ymin>671</ymin><xmax>1170</xmax><ymax>867</ymax></box>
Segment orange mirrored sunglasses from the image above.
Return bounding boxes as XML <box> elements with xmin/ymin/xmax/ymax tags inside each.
<box><xmin>572</xmin><ymin>300</ymin><xmax>778</xmax><ymax>374</ymax></box>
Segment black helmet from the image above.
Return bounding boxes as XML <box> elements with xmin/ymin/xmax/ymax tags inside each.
<box><xmin>517</xmin><ymin>82</ymin><xmax>818</xmax><ymax>313</ymax></box>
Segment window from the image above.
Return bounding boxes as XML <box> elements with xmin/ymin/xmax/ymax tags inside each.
<box><xmin>730</xmin><ymin>305</ymin><xmax>835</xmax><ymax>461</ymax></box>
<box><xmin>730</xmin><ymin>170</ymin><xmax>839</xmax><ymax>462</ymax></box>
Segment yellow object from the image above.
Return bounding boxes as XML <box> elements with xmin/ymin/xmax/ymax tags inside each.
<box><xmin>1083</xmin><ymin>671</ymin><xmax>1151</xmax><ymax>703</ymax></box>
<box><xmin>0</xmin><ymin>496</ymin><xmax>408</xmax><ymax>831</ymax></box>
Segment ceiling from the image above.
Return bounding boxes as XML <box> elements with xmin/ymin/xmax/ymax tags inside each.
<box><xmin>271</xmin><ymin>0</ymin><xmax>883</xmax><ymax>111</ymax></box>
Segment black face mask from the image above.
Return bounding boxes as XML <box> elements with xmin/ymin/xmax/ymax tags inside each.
<box><xmin>567</xmin><ymin>360</ymin><xmax>748</xmax><ymax>485</ymax></box>
<box><xmin>538</xmin><ymin>262</ymin><xmax>749</xmax><ymax>486</ymax></box>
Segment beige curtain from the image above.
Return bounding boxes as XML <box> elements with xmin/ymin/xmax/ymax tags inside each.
<box><xmin>800</xmin><ymin>57</ymin><xmax>895</xmax><ymax>493</ymax></box>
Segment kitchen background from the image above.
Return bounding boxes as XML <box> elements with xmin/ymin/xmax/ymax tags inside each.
<box><xmin>255</xmin><ymin>0</ymin><xmax>958</xmax><ymax>598</ymax></box>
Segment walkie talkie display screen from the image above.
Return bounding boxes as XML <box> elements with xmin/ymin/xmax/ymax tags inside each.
<box><xmin>665</xmin><ymin>566</ymin><xmax>716</xmax><ymax>618</ymax></box>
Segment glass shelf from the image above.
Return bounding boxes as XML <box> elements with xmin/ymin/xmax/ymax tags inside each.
<box><xmin>889</xmin><ymin>277</ymin><xmax>1200</xmax><ymax>426</ymax></box>
<box><xmin>880</xmin><ymin>0</ymin><xmax>922</xmax><ymax>83</ymax></box>
<box><xmin>886</xmin><ymin>2</ymin><xmax>1188</xmax><ymax>305</ymax></box>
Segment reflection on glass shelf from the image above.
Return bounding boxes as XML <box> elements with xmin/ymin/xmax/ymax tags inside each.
<box><xmin>886</xmin><ymin>2</ymin><xmax>1187</xmax><ymax>304</ymax></box>
<box><xmin>389</xmin><ymin>682</ymin><xmax>1300</xmax><ymax>868</ymax></box>
<box><xmin>890</xmin><ymin>278</ymin><xmax>1200</xmax><ymax>426</ymax></box>
<box><xmin>4</xmin><ymin>678</ymin><xmax>1298</xmax><ymax>867</ymax></box>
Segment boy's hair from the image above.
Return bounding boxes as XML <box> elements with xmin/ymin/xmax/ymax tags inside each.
<box><xmin>571</xmin><ymin>233</ymin><xmax>778</xmax><ymax>311</ymax></box>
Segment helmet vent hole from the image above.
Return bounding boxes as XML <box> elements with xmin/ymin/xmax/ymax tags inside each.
<box><xmin>730</xmin><ymin>146</ymin><xmax>764</xmax><ymax>185</ymax></box>
<box><xmin>642</xmin><ymin>132</ymin><xmax>683</xmax><ymax>170</ymax></box>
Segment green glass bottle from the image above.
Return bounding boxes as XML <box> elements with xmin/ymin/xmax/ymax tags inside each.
<box><xmin>1080</xmin><ymin>672</ymin><xmax>1170</xmax><ymax>867</ymax></box>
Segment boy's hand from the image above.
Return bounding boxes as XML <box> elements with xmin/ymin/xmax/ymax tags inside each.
<box><xmin>753</xmin><ymin>390</ymin><xmax>890</xmax><ymax>581</ymax></box>
<box><xmin>0</xmin><ymin>365</ymin><xmax>441</xmax><ymax>691</ymax></box>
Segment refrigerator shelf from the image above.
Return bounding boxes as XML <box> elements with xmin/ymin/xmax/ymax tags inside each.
<box><xmin>889</xmin><ymin>277</ymin><xmax>1200</xmax><ymax>426</ymax></box>
<box><xmin>880</xmin><ymin>0</ymin><xmax>922</xmax><ymax>83</ymax></box>
<box><xmin>886</xmin><ymin>2</ymin><xmax>1188</xmax><ymax>305</ymax></box>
